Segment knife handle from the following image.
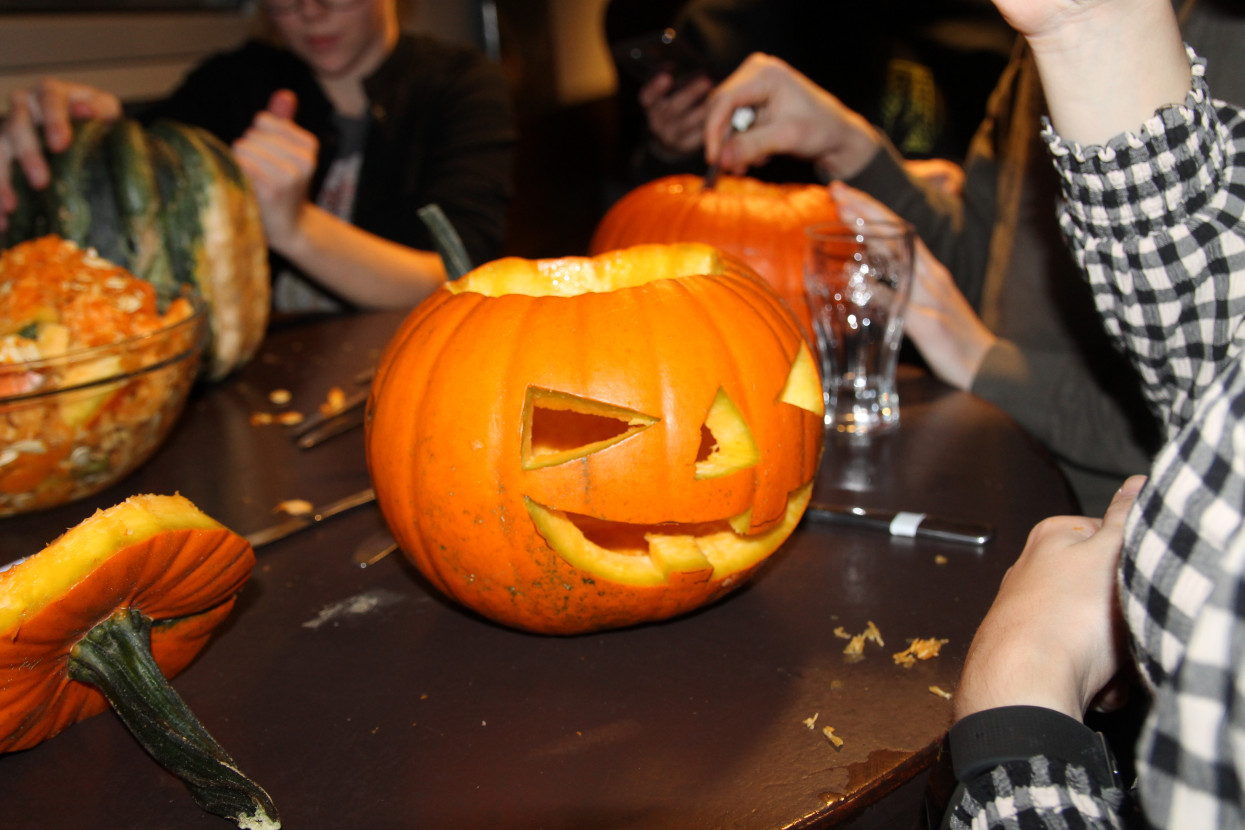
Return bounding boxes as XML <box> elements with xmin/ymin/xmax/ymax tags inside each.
<box><xmin>806</xmin><ymin>504</ymin><xmax>993</xmax><ymax>546</ymax></box>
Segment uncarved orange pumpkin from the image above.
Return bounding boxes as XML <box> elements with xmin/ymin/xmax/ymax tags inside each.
<box><xmin>590</xmin><ymin>174</ymin><xmax>841</xmax><ymax>334</ymax></box>
<box><xmin>366</xmin><ymin>243</ymin><xmax>824</xmax><ymax>634</ymax></box>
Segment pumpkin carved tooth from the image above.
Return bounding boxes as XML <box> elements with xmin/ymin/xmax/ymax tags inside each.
<box><xmin>645</xmin><ymin>534</ymin><xmax>714</xmax><ymax>581</ymax></box>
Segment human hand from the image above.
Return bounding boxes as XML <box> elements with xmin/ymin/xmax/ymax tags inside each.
<box><xmin>638</xmin><ymin>72</ymin><xmax>714</xmax><ymax>162</ymax></box>
<box><xmin>829</xmin><ymin>182</ymin><xmax>994</xmax><ymax>391</ymax></box>
<box><xmin>230</xmin><ymin>90</ymin><xmax>317</xmax><ymax>252</ymax></box>
<box><xmin>953</xmin><ymin>474</ymin><xmax>1146</xmax><ymax>723</ymax></box>
<box><xmin>703</xmin><ymin>53</ymin><xmax>879</xmax><ymax>180</ymax></box>
<box><xmin>902</xmin><ymin>158</ymin><xmax>964</xmax><ymax>200</ymax></box>
<box><xmin>0</xmin><ymin>79</ymin><xmax>120</xmax><ymax>226</ymax></box>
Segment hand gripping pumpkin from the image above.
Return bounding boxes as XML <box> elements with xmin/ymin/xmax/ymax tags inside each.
<box><xmin>0</xmin><ymin>494</ymin><xmax>279</xmax><ymax>829</ymax></box>
<box><xmin>366</xmin><ymin>243</ymin><xmax>824</xmax><ymax>634</ymax></box>
<box><xmin>589</xmin><ymin>174</ymin><xmax>841</xmax><ymax>333</ymax></box>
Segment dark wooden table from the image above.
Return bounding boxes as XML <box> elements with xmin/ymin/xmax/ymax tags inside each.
<box><xmin>0</xmin><ymin>311</ymin><xmax>1076</xmax><ymax>830</ymax></box>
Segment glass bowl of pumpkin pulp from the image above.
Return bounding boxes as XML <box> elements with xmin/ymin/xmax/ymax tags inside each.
<box><xmin>0</xmin><ymin>236</ymin><xmax>207</xmax><ymax>517</ymax></box>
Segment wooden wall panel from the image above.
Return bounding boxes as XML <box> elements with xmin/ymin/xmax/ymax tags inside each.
<box><xmin>0</xmin><ymin>12</ymin><xmax>256</xmax><ymax>111</ymax></box>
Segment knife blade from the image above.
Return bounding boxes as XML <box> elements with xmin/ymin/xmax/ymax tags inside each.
<box><xmin>805</xmin><ymin>502</ymin><xmax>992</xmax><ymax>546</ymax></box>
<box><xmin>296</xmin><ymin>406</ymin><xmax>367</xmax><ymax>449</ymax></box>
<box><xmin>352</xmin><ymin>527</ymin><xmax>399</xmax><ymax>568</ymax></box>
<box><xmin>703</xmin><ymin>105</ymin><xmax>756</xmax><ymax>189</ymax></box>
<box><xmin>290</xmin><ymin>386</ymin><xmax>370</xmax><ymax>444</ymax></box>
<box><xmin>245</xmin><ymin>487</ymin><xmax>377</xmax><ymax>548</ymax></box>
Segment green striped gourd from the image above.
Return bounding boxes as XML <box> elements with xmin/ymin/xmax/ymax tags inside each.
<box><xmin>2</xmin><ymin>118</ymin><xmax>269</xmax><ymax>380</ymax></box>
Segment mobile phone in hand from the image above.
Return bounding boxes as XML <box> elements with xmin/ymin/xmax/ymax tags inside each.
<box><xmin>611</xmin><ymin>28</ymin><xmax>710</xmax><ymax>91</ymax></box>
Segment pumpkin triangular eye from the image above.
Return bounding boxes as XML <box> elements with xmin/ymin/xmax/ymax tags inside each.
<box><xmin>779</xmin><ymin>343</ymin><xmax>824</xmax><ymax>416</ymax></box>
<box><xmin>522</xmin><ymin>387</ymin><xmax>658</xmax><ymax>470</ymax></box>
<box><xmin>695</xmin><ymin>388</ymin><xmax>760</xmax><ymax>480</ymax></box>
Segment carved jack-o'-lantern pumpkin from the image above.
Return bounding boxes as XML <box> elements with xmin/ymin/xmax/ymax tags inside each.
<box><xmin>590</xmin><ymin>174</ymin><xmax>841</xmax><ymax>333</ymax></box>
<box><xmin>365</xmin><ymin>243</ymin><xmax>824</xmax><ymax>634</ymax></box>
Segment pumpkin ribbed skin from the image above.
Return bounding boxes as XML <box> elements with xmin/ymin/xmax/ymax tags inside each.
<box><xmin>590</xmin><ymin>174</ymin><xmax>841</xmax><ymax>333</ymax></box>
<box><xmin>0</xmin><ymin>494</ymin><xmax>254</xmax><ymax>752</ymax></box>
<box><xmin>366</xmin><ymin>243</ymin><xmax>824</xmax><ymax>634</ymax></box>
<box><xmin>1</xmin><ymin>118</ymin><xmax>269</xmax><ymax>380</ymax></box>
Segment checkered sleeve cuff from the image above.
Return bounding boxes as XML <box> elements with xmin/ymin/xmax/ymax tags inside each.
<box><xmin>1042</xmin><ymin>48</ymin><xmax>1221</xmax><ymax>244</ymax></box>
<box><xmin>945</xmin><ymin>707</ymin><xmax>1127</xmax><ymax>829</ymax></box>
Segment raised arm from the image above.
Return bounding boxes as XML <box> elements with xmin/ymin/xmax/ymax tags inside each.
<box><xmin>990</xmin><ymin>0</ymin><xmax>1189</xmax><ymax>144</ymax></box>
<box><xmin>231</xmin><ymin>91</ymin><xmax>446</xmax><ymax>309</ymax></box>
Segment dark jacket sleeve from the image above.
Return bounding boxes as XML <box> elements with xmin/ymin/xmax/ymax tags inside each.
<box><xmin>943</xmin><ymin>706</ymin><xmax>1128</xmax><ymax>829</ymax></box>
<box><xmin>844</xmin><ymin>118</ymin><xmax>999</xmax><ymax>311</ymax></box>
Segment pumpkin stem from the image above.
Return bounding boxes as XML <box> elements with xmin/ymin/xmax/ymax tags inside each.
<box><xmin>417</xmin><ymin>203</ymin><xmax>473</xmax><ymax>280</ymax></box>
<box><xmin>68</xmin><ymin>607</ymin><xmax>281</xmax><ymax>830</ymax></box>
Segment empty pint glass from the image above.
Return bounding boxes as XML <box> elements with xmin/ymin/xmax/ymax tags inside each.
<box><xmin>804</xmin><ymin>219</ymin><xmax>914</xmax><ymax>437</ymax></box>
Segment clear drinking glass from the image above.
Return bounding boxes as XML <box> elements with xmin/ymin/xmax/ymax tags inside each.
<box><xmin>804</xmin><ymin>219</ymin><xmax>914</xmax><ymax>437</ymax></box>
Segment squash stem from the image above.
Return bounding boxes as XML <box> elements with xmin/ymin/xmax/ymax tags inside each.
<box><xmin>417</xmin><ymin>203</ymin><xmax>473</xmax><ymax>280</ymax></box>
<box><xmin>68</xmin><ymin>608</ymin><xmax>280</xmax><ymax>830</ymax></box>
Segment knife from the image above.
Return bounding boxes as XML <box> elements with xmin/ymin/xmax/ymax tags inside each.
<box><xmin>805</xmin><ymin>502</ymin><xmax>992</xmax><ymax>546</ymax></box>
<box><xmin>245</xmin><ymin>487</ymin><xmax>377</xmax><ymax>548</ymax></box>
<box><xmin>703</xmin><ymin>105</ymin><xmax>756</xmax><ymax>189</ymax></box>
<box><xmin>290</xmin><ymin>386</ymin><xmax>370</xmax><ymax>446</ymax></box>
<box><xmin>296</xmin><ymin>405</ymin><xmax>367</xmax><ymax>449</ymax></box>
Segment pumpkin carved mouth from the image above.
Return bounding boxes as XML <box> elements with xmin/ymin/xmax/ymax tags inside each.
<box><xmin>525</xmin><ymin>482</ymin><xmax>812</xmax><ymax>587</ymax></box>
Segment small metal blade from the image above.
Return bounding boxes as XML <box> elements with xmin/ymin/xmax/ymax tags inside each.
<box><xmin>245</xmin><ymin>487</ymin><xmax>377</xmax><ymax>548</ymax></box>
<box><xmin>290</xmin><ymin>387</ymin><xmax>370</xmax><ymax>443</ymax></box>
<box><xmin>703</xmin><ymin>106</ymin><xmax>756</xmax><ymax>190</ymax></box>
<box><xmin>353</xmin><ymin>528</ymin><xmax>399</xmax><ymax>568</ymax></box>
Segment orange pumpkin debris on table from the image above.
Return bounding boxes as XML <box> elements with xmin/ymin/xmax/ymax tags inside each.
<box><xmin>0</xmin><ymin>494</ymin><xmax>279</xmax><ymax>829</ymax></box>
<box><xmin>589</xmin><ymin>174</ymin><xmax>841</xmax><ymax>334</ymax></box>
<box><xmin>366</xmin><ymin>242</ymin><xmax>824</xmax><ymax>635</ymax></box>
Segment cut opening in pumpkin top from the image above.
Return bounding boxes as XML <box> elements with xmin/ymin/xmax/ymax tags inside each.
<box><xmin>449</xmin><ymin>243</ymin><xmax>724</xmax><ymax>297</ymax></box>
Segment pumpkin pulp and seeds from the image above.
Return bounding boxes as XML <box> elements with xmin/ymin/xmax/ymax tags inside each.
<box><xmin>0</xmin><ymin>236</ymin><xmax>198</xmax><ymax>514</ymax></box>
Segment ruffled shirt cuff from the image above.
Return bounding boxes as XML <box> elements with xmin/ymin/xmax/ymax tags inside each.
<box><xmin>1041</xmin><ymin>47</ymin><xmax>1224</xmax><ymax>243</ymax></box>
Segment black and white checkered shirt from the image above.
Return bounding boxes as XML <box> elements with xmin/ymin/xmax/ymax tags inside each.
<box><xmin>948</xmin><ymin>51</ymin><xmax>1245</xmax><ymax>829</ymax></box>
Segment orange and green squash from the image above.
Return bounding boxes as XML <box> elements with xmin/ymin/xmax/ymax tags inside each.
<box><xmin>0</xmin><ymin>494</ymin><xmax>278</xmax><ymax>829</ymax></box>
<box><xmin>365</xmin><ymin>242</ymin><xmax>824</xmax><ymax>635</ymax></box>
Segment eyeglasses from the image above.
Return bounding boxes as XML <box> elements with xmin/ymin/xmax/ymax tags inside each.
<box><xmin>262</xmin><ymin>0</ymin><xmax>369</xmax><ymax>13</ymax></box>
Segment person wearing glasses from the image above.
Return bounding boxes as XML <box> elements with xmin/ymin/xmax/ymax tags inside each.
<box><xmin>0</xmin><ymin>0</ymin><xmax>516</xmax><ymax>313</ymax></box>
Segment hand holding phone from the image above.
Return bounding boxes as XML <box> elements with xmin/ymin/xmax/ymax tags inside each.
<box><xmin>612</xmin><ymin>28</ymin><xmax>711</xmax><ymax>92</ymax></box>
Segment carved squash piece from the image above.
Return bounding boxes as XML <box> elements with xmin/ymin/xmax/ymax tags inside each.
<box><xmin>694</xmin><ymin>388</ymin><xmax>759</xmax><ymax>480</ymax></box>
<box><xmin>780</xmin><ymin>343</ymin><xmax>825</xmax><ymax>416</ymax></box>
